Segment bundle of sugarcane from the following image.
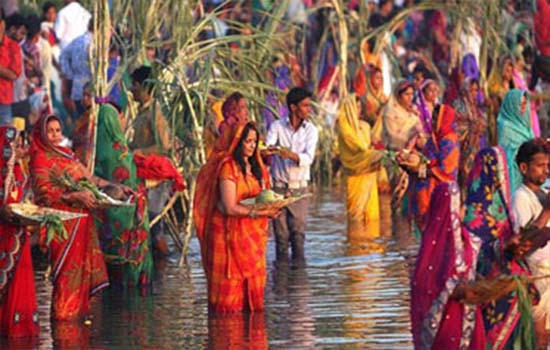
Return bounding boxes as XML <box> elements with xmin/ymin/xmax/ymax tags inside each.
<box><xmin>463</xmin><ymin>274</ymin><xmax>550</xmax><ymax>305</ymax></box>
<box><xmin>53</xmin><ymin>174</ymin><xmax>132</xmax><ymax>209</ymax></box>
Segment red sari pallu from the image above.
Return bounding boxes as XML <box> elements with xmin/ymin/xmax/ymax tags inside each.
<box><xmin>29</xmin><ymin>115</ymin><xmax>108</xmax><ymax>321</ymax></box>
<box><xmin>0</xmin><ymin>125</ymin><xmax>39</xmax><ymax>338</ymax></box>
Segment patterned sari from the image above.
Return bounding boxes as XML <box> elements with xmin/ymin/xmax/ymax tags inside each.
<box><xmin>497</xmin><ymin>89</ymin><xmax>534</xmax><ymax>195</ymax></box>
<box><xmin>30</xmin><ymin>115</ymin><xmax>108</xmax><ymax>321</ymax></box>
<box><xmin>453</xmin><ymin>78</ymin><xmax>487</xmax><ymax>194</ymax></box>
<box><xmin>0</xmin><ymin>126</ymin><xmax>39</xmax><ymax>337</ymax></box>
<box><xmin>463</xmin><ymin>147</ymin><xmax>538</xmax><ymax>350</ymax></box>
<box><xmin>337</xmin><ymin>96</ymin><xmax>384</xmax><ymax>238</ymax></box>
<box><xmin>411</xmin><ymin>103</ymin><xmax>460</xmax><ymax>231</ymax></box>
<box><xmin>193</xmin><ymin>122</ymin><xmax>271</xmax><ymax>313</ymax></box>
<box><xmin>94</xmin><ymin>104</ymin><xmax>153</xmax><ymax>290</ymax></box>
<box><xmin>411</xmin><ymin>182</ymin><xmax>485</xmax><ymax>350</ymax></box>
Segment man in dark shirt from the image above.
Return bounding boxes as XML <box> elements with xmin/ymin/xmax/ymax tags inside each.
<box><xmin>368</xmin><ymin>0</ymin><xmax>394</xmax><ymax>29</ymax></box>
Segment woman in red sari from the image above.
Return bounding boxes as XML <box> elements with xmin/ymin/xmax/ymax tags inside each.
<box><xmin>411</xmin><ymin>181</ymin><xmax>486</xmax><ymax>350</ymax></box>
<box><xmin>194</xmin><ymin>122</ymin><xmax>279</xmax><ymax>313</ymax></box>
<box><xmin>30</xmin><ymin>115</ymin><xmax>110</xmax><ymax>322</ymax></box>
<box><xmin>0</xmin><ymin>126</ymin><xmax>39</xmax><ymax>338</ymax></box>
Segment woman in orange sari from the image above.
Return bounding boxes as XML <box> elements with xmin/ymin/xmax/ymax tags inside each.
<box><xmin>30</xmin><ymin>115</ymin><xmax>110</xmax><ymax>321</ymax></box>
<box><xmin>193</xmin><ymin>122</ymin><xmax>279</xmax><ymax>313</ymax></box>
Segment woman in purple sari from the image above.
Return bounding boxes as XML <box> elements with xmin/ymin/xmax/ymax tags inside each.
<box><xmin>411</xmin><ymin>181</ymin><xmax>486</xmax><ymax>350</ymax></box>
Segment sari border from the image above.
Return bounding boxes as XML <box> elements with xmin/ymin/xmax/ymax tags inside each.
<box><xmin>420</xmin><ymin>182</ymin><xmax>469</xmax><ymax>349</ymax></box>
<box><xmin>52</xmin><ymin>217</ymin><xmax>80</xmax><ymax>283</ymax></box>
<box><xmin>493</xmin><ymin>301</ymin><xmax>519</xmax><ymax>349</ymax></box>
<box><xmin>460</xmin><ymin>233</ymin><xmax>482</xmax><ymax>349</ymax></box>
<box><xmin>90</xmin><ymin>281</ymin><xmax>109</xmax><ymax>296</ymax></box>
<box><xmin>0</xmin><ymin>228</ymin><xmax>25</xmax><ymax>301</ymax></box>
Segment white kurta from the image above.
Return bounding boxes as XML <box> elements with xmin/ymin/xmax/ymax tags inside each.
<box><xmin>512</xmin><ymin>183</ymin><xmax>550</xmax><ymax>330</ymax></box>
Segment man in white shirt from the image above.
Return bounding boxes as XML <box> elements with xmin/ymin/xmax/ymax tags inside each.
<box><xmin>511</xmin><ymin>139</ymin><xmax>550</xmax><ymax>347</ymax></box>
<box><xmin>265</xmin><ymin>87</ymin><xmax>319</xmax><ymax>263</ymax></box>
<box><xmin>54</xmin><ymin>0</ymin><xmax>91</xmax><ymax>50</ymax></box>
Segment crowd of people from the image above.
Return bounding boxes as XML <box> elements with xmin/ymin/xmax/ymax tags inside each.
<box><xmin>1</xmin><ymin>0</ymin><xmax>550</xmax><ymax>349</ymax></box>
<box><xmin>0</xmin><ymin>0</ymin><xmax>186</xmax><ymax>341</ymax></box>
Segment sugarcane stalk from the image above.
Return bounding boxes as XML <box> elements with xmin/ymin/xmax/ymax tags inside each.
<box><xmin>179</xmin><ymin>178</ymin><xmax>196</xmax><ymax>266</ymax></box>
<box><xmin>150</xmin><ymin>191</ymin><xmax>182</xmax><ymax>227</ymax></box>
<box><xmin>331</xmin><ymin>0</ymin><xmax>348</xmax><ymax>99</ymax></box>
<box><xmin>89</xmin><ymin>0</ymin><xmax>111</xmax><ymax>174</ymax></box>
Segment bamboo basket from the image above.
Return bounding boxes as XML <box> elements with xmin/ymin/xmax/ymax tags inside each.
<box><xmin>6</xmin><ymin>203</ymin><xmax>88</xmax><ymax>225</ymax></box>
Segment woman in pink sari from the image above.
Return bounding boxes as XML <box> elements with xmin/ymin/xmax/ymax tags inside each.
<box><xmin>411</xmin><ymin>181</ymin><xmax>486</xmax><ymax>350</ymax></box>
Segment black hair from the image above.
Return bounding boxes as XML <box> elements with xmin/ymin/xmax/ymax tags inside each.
<box><xmin>6</xmin><ymin>13</ymin><xmax>25</xmax><ymax>31</ymax></box>
<box><xmin>25</xmin><ymin>15</ymin><xmax>41</xmax><ymax>39</ymax></box>
<box><xmin>88</xmin><ymin>16</ymin><xmax>94</xmax><ymax>31</ymax></box>
<box><xmin>523</xmin><ymin>46</ymin><xmax>534</xmax><ymax>60</ymax></box>
<box><xmin>42</xmin><ymin>2</ymin><xmax>56</xmax><ymax>15</ymax></box>
<box><xmin>131</xmin><ymin>66</ymin><xmax>155</xmax><ymax>93</ymax></box>
<box><xmin>413</xmin><ymin>65</ymin><xmax>427</xmax><ymax>77</ymax></box>
<box><xmin>370</xmin><ymin>66</ymin><xmax>382</xmax><ymax>74</ymax></box>
<box><xmin>421</xmin><ymin>79</ymin><xmax>439</xmax><ymax>94</ymax></box>
<box><xmin>286</xmin><ymin>87</ymin><xmax>312</xmax><ymax>110</ymax></box>
<box><xmin>367</xmin><ymin>37</ymin><xmax>376</xmax><ymax>52</ymax></box>
<box><xmin>516</xmin><ymin>138</ymin><xmax>548</xmax><ymax>166</ymax></box>
<box><xmin>233</xmin><ymin>122</ymin><xmax>263</xmax><ymax>186</ymax></box>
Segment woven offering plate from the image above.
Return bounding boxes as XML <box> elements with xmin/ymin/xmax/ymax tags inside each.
<box><xmin>240</xmin><ymin>193</ymin><xmax>312</xmax><ymax>211</ymax></box>
<box><xmin>7</xmin><ymin>203</ymin><xmax>88</xmax><ymax>225</ymax></box>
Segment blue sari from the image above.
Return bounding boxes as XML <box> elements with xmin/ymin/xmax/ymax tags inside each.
<box><xmin>497</xmin><ymin>89</ymin><xmax>534</xmax><ymax>195</ymax></box>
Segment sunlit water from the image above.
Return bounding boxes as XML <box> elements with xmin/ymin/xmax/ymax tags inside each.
<box><xmin>5</xmin><ymin>191</ymin><xmax>418</xmax><ymax>349</ymax></box>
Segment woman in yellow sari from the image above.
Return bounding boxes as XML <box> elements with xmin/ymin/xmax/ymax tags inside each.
<box><xmin>337</xmin><ymin>95</ymin><xmax>385</xmax><ymax>238</ymax></box>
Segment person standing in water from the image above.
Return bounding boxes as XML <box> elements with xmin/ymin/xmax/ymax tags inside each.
<box><xmin>265</xmin><ymin>87</ymin><xmax>318</xmax><ymax>264</ymax></box>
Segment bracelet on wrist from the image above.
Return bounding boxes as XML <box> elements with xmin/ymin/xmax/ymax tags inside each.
<box><xmin>418</xmin><ymin>163</ymin><xmax>427</xmax><ymax>179</ymax></box>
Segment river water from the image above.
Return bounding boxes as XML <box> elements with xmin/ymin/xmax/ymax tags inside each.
<box><xmin>6</xmin><ymin>191</ymin><xmax>418</xmax><ymax>349</ymax></box>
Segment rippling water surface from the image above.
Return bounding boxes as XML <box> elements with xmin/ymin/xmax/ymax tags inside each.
<box><xmin>7</xmin><ymin>191</ymin><xmax>418</xmax><ymax>349</ymax></box>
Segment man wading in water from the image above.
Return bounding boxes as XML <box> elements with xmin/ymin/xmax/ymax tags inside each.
<box><xmin>265</xmin><ymin>87</ymin><xmax>318</xmax><ymax>265</ymax></box>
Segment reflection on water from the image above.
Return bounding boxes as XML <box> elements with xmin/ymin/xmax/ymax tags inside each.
<box><xmin>7</xmin><ymin>191</ymin><xmax>416</xmax><ymax>349</ymax></box>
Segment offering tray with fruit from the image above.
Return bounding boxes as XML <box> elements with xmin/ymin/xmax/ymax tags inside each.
<box><xmin>240</xmin><ymin>190</ymin><xmax>312</xmax><ymax>210</ymax></box>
